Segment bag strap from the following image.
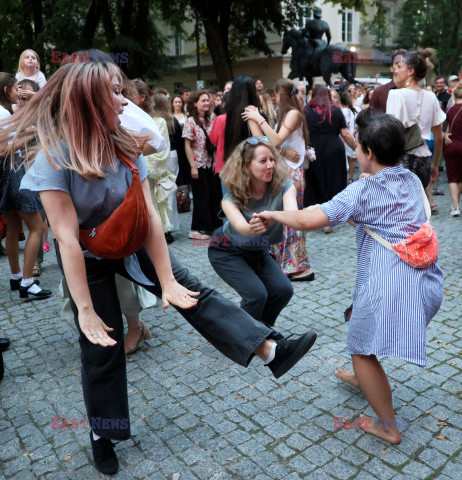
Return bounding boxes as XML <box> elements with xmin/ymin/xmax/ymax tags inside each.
<box><xmin>116</xmin><ymin>149</ymin><xmax>139</xmax><ymax>174</ymax></box>
<box><xmin>449</xmin><ymin>105</ymin><xmax>462</xmax><ymax>133</ymax></box>
<box><xmin>362</xmin><ymin>183</ymin><xmax>431</xmax><ymax>246</ymax></box>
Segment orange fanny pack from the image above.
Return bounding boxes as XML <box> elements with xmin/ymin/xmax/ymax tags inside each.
<box><xmin>78</xmin><ymin>150</ymin><xmax>150</xmax><ymax>259</ymax></box>
<box><xmin>362</xmin><ymin>185</ymin><xmax>438</xmax><ymax>269</ymax></box>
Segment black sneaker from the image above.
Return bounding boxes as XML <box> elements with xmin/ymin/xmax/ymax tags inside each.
<box><xmin>90</xmin><ymin>431</ymin><xmax>119</xmax><ymax>475</ymax></box>
<box><xmin>267</xmin><ymin>331</ymin><xmax>317</xmax><ymax>379</ymax></box>
<box><xmin>19</xmin><ymin>280</ymin><xmax>51</xmax><ymax>299</ymax></box>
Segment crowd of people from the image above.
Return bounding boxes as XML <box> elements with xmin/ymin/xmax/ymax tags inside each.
<box><xmin>0</xmin><ymin>47</ymin><xmax>459</xmax><ymax>475</ymax></box>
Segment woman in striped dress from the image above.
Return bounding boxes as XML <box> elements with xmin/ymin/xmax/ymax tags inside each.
<box><xmin>256</xmin><ymin>110</ymin><xmax>443</xmax><ymax>444</ymax></box>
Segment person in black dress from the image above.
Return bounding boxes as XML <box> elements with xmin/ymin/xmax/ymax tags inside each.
<box><xmin>303</xmin><ymin>86</ymin><xmax>356</xmax><ymax>233</ymax></box>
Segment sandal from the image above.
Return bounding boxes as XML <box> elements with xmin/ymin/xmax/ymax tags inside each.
<box><xmin>33</xmin><ymin>263</ymin><xmax>42</xmax><ymax>277</ymax></box>
<box><xmin>430</xmin><ymin>204</ymin><xmax>438</xmax><ymax>215</ymax></box>
<box><xmin>124</xmin><ymin>321</ymin><xmax>151</xmax><ymax>355</ymax></box>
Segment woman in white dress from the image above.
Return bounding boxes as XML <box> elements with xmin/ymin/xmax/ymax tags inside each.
<box><xmin>340</xmin><ymin>90</ymin><xmax>361</xmax><ymax>183</ymax></box>
<box><xmin>386</xmin><ymin>49</ymin><xmax>446</xmax><ymax>190</ymax></box>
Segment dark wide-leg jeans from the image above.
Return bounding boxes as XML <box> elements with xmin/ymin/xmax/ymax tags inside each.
<box><xmin>57</xmin><ymin>246</ymin><xmax>271</xmax><ymax>440</ymax></box>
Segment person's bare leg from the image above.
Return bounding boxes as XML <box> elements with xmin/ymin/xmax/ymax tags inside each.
<box><xmin>5</xmin><ymin>211</ymin><xmax>21</xmax><ymax>274</ymax></box>
<box><xmin>425</xmin><ymin>185</ymin><xmax>437</xmax><ymax>210</ymax></box>
<box><xmin>351</xmin><ymin>354</ymin><xmax>401</xmax><ymax>444</ymax></box>
<box><xmin>19</xmin><ymin>211</ymin><xmax>43</xmax><ymax>280</ymax></box>
<box><xmin>42</xmin><ymin>217</ymin><xmax>49</xmax><ymax>244</ymax></box>
<box><xmin>124</xmin><ymin>314</ymin><xmax>143</xmax><ymax>347</ymax></box>
<box><xmin>348</xmin><ymin>157</ymin><xmax>356</xmax><ymax>182</ymax></box>
<box><xmin>449</xmin><ymin>182</ymin><xmax>461</xmax><ymax>210</ymax></box>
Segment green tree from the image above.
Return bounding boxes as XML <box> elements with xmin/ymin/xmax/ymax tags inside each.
<box><xmin>395</xmin><ymin>0</ymin><xmax>462</xmax><ymax>74</ymax></box>
<box><xmin>0</xmin><ymin>0</ymin><xmax>175</xmax><ymax>78</ymax></box>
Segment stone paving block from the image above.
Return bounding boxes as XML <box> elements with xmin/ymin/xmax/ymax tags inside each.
<box><xmin>1</xmin><ymin>176</ymin><xmax>461</xmax><ymax>479</ymax></box>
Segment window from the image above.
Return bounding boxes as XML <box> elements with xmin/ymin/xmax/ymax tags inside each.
<box><xmin>174</xmin><ymin>33</ymin><xmax>183</xmax><ymax>56</ymax></box>
<box><xmin>342</xmin><ymin>9</ymin><xmax>354</xmax><ymax>43</ymax></box>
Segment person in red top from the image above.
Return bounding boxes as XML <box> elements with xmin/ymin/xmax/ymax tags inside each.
<box><xmin>444</xmin><ymin>82</ymin><xmax>462</xmax><ymax>216</ymax></box>
<box><xmin>370</xmin><ymin>49</ymin><xmax>407</xmax><ymax>113</ymax></box>
<box><xmin>209</xmin><ymin>76</ymin><xmax>263</xmax><ymax>193</ymax></box>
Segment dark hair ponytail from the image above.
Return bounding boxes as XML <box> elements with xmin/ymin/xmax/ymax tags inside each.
<box><xmin>400</xmin><ymin>48</ymin><xmax>434</xmax><ymax>81</ymax></box>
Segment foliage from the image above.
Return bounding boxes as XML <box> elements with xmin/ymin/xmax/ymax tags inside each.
<box><xmin>394</xmin><ymin>0</ymin><xmax>462</xmax><ymax>74</ymax></box>
<box><xmin>0</xmin><ymin>0</ymin><xmax>177</xmax><ymax>79</ymax></box>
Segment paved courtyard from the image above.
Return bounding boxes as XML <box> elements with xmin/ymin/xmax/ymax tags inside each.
<box><xmin>0</xmin><ymin>175</ymin><xmax>460</xmax><ymax>480</ymax></box>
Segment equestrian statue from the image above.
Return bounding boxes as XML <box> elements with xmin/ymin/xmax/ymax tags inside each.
<box><xmin>282</xmin><ymin>8</ymin><xmax>356</xmax><ymax>89</ymax></box>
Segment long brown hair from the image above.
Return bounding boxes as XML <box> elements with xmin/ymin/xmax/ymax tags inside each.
<box><xmin>132</xmin><ymin>78</ymin><xmax>153</xmax><ymax>114</ymax></box>
<box><xmin>0</xmin><ymin>62</ymin><xmax>148</xmax><ymax>178</ymax></box>
<box><xmin>186</xmin><ymin>90</ymin><xmax>211</xmax><ymax>127</ymax></box>
<box><xmin>275</xmin><ymin>78</ymin><xmax>309</xmax><ymax>144</ymax></box>
<box><xmin>152</xmin><ymin>93</ymin><xmax>174</xmax><ymax>134</ymax></box>
<box><xmin>0</xmin><ymin>73</ymin><xmax>17</xmax><ymax>113</ymax></box>
<box><xmin>220</xmin><ymin>138</ymin><xmax>289</xmax><ymax>210</ymax></box>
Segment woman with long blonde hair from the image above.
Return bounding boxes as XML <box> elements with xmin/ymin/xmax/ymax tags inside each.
<box><xmin>1</xmin><ymin>61</ymin><xmax>316</xmax><ymax>474</ymax></box>
<box><xmin>208</xmin><ymin>137</ymin><xmax>316</xmax><ymax>335</ymax></box>
<box><xmin>242</xmin><ymin>78</ymin><xmax>315</xmax><ymax>281</ymax></box>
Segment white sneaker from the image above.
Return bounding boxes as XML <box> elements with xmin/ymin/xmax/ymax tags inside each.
<box><xmin>450</xmin><ymin>208</ymin><xmax>460</xmax><ymax>217</ymax></box>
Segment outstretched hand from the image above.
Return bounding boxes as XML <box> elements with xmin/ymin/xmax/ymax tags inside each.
<box><xmin>254</xmin><ymin>211</ymin><xmax>275</xmax><ymax>224</ymax></box>
<box><xmin>79</xmin><ymin>309</ymin><xmax>117</xmax><ymax>347</ymax></box>
<box><xmin>161</xmin><ymin>279</ymin><xmax>200</xmax><ymax>310</ymax></box>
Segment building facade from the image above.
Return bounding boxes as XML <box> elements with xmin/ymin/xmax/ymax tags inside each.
<box><xmin>156</xmin><ymin>1</ymin><xmax>402</xmax><ymax>92</ymax></box>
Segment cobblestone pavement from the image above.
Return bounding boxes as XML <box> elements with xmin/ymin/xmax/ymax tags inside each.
<box><xmin>0</xmin><ymin>174</ymin><xmax>460</xmax><ymax>480</ymax></box>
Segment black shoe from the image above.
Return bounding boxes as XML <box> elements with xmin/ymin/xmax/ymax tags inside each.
<box><xmin>19</xmin><ymin>280</ymin><xmax>51</xmax><ymax>299</ymax></box>
<box><xmin>164</xmin><ymin>232</ymin><xmax>175</xmax><ymax>244</ymax></box>
<box><xmin>11</xmin><ymin>278</ymin><xmax>40</xmax><ymax>291</ymax></box>
<box><xmin>0</xmin><ymin>338</ymin><xmax>10</xmax><ymax>353</ymax></box>
<box><xmin>90</xmin><ymin>431</ymin><xmax>119</xmax><ymax>475</ymax></box>
<box><xmin>0</xmin><ymin>352</ymin><xmax>4</xmax><ymax>382</ymax></box>
<box><xmin>267</xmin><ymin>331</ymin><xmax>317</xmax><ymax>379</ymax></box>
<box><xmin>289</xmin><ymin>272</ymin><xmax>315</xmax><ymax>282</ymax></box>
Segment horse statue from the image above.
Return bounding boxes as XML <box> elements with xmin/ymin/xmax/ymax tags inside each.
<box><xmin>282</xmin><ymin>29</ymin><xmax>356</xmax><ymax>90</ymax></box>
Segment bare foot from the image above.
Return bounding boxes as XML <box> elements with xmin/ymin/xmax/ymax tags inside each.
<box><xmin>358</xmin><ymin>414</ymin><xmax>402</xmax><ymax>444</ymax></box>
<box><xmin>334</xmin><ymin>369</ymin><xmax>360</xmax><ymax>388</ymax></box>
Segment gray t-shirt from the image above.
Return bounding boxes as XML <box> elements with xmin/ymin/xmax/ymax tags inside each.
<box><xmin>20</xmin><ymin>143</ymin><xmax>148</xmax><ymax>230</ymax></box>
<box><xmin>20</xmin><ymin>143</ymin><xmax>152</xmax><ymax>286</ymax></box>
<box><xmin>222</xmin><ymin>178</ymin><xmax>293</xmax><ymax>251</ymax></box>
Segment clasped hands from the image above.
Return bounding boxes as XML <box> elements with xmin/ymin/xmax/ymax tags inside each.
<box><xmin>249</xmin><ymin>212</ymin><xmax>275</xmax><ymax>234</ymax></box>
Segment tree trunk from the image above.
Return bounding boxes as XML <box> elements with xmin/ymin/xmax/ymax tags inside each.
<box><xmin>98</xmin><ymin>0</ymin><xmax>116</xmax><ymax>45</ymax></box>
<box><xmin>131</xmin><ymin>0</ymin><xmax>150</xmax><ymax>75</ymax></box>
<box><xmin>201</xmin><ymin>17</ymin><xmax>234</xmax><ymax>87</ymax></box>
<box><xmin>120</xmin><ymin>0</ymin><xmax>135</xmax><ymax>37</ymax></box>
<box><xmin>82</xmin><ymin>0</ymin><xmax>101</xmax><ymax>48</ymax></box>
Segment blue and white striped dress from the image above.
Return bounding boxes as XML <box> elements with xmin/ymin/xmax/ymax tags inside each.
<box><xmin>321</xmin><ymin>165</ymin><xmax>443</xmax><ymax>366</ymax></box>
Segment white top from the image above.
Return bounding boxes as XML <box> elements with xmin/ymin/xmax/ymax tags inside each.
<box><xmin>0</xmin><ymin>105</ymin><xmax>11</xmax><ymax>120</ymax></box>
<box><xmin>341</xmin><ymin>106</ymin><xmax>360</xmax><ymax>158</ymax></box>
<box><xmin>120</xmin><ymin>99</ymin><xmax>166</xmax><ymax>153</ymax></box>
<box><xmin>387</xmin><ymin>89</ymin><xmax>446</xmax><ymax>157</ymax></box>
<box><xmin>15</xmin><ymin>71</ymin><xmax>47</xmax><ymax>88</ymax></box>
<box><xmin>281</xmin><ymin>125</ymin><xmax>306</xmax><ymax>170</ymax></box>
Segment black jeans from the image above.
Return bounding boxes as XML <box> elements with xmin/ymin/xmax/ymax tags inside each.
<box><xmin>56</xmin><ymin>245</ymin><xmax>271</xmax><ymax>440</ymax></box>
<box><xmin>208</xmin><ymin>241</ymin><xmax>293</xmax><ymax>327</ymax></box>
<box><xmin>190</xmin><ymin>166</ymin><xmax>222</xmax><ymax>232</ymax></box>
